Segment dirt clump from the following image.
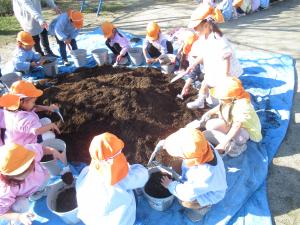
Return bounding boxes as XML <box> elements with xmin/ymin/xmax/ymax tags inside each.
<box><xmin>39</xmin><ymin>65</ymin><xmax>204</xmax><ymax>165</ymax></box>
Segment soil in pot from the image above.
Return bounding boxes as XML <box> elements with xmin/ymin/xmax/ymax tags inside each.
<box><xmin>144</xmin><ymin>172</ymin><xmax>173</xmax><ymax>198</ymax></box>
<box><xmin>56</xmin><ymin>187</ymin><xmax>77</xmax><ymax>212</ymax></box>
<box><xmin>41</xmin><ymin>154</ymin><xmax>54</xmax><ymax>162</ymax></box>
<box><xmin>61</xmin><ymin>172</ymin><xmax>74</xmax><ymax>185</ymax></box>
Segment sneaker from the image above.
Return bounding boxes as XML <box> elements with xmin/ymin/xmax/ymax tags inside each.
<box><xmin>63</xmin><ymin>60</ymin><xmax>71</xmax><ymax>66</ymax></box>
<box><xmin>226</xmin><ymin>141</ymin><xmax>247</xmax><ymax>157</ymax></box>
<box><xmin>186</xmin><ymin>96</ymin><xmax>205</xmax><ymax>109</ymax></box>
<box><xmin>29</xmin><ymin>187</ymin><xmax>48</xmax><ymax>201</ymax></box>
<box><xmin>206</xmin><ymin>94</ymin><xmax>219</xmax><ymax>108</ymax></box>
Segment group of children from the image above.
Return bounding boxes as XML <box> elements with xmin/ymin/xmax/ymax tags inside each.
<box><xmin>0</xmin><ymin>2</ymin><xmax>264</xmax><ymax>225</ymax></box>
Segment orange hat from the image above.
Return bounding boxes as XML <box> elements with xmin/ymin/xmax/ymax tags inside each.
<box><xmin>16</xmin><ymin>31</ymin><xmax>35</xmax><ymax>46</ymax></box>
<box><xmin>188</xmin><ymin>4</ymin><xmax>224</xmax><ymax>29</ymax></box>
<box><xmin>213</xmin><ymin>77</ymin><xmax>251</xmax><ymax>101</ymax></box>
<box><xmin>89</xmin><ymin>133</ymin><xmax>129</xmax><ymax>185</ymax></box>
<box><xmin>101</xmin><ymin>21</ymin><xmax>115</xmax><ymax>38</ymax></box>
<box><xmin>68</xmin><ymin>10</ymin><xmax>84</xmax><ymax>29</ymax></box>
<box><xmin>146</xmin><ymin>22</ymin><xmax>160</xmax><ymax>41</ymax></box>
<box><xmin>183</xmin><ymin>32</ymin><xmax>198</xmax><ymax>55</ymax></box>
<box><xmin>164</xmin><ymin>128</ymin><xmax>214</xmax><ymax>167</ymax></box>
<box><xmin>10</xmin><ymin>80</ymin><xmax>43</xmax><ymax>98</ymax></box>
<box><xmin>0</xmin><ymin>143</ymin><xmax>35</xmax><ymax>176</ymax></box>
<box><xmin>0</xmin><ymin>93</ymin><xmax>21</xmax><ymax>111</ymax></box>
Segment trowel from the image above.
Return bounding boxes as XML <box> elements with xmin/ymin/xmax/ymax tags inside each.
<box><xmin>53</xmin><ymin>108</ymin><xmax>64</xmax><ymax>123</ymax></box>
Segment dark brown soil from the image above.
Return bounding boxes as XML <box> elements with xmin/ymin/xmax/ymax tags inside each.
<box><xmin>56</xmin><ymin>187</ymin><xmax>77</xmax><ymax>212</ymax></box>
<box><xmin>61</xmin><ymin>172</ymin><xmax>74</xmax><ymax>185</ymax></box>
<box><xmin>39</xmin><ymin>65</ymin><xmax>206</xmax><ymax>165</ymax></box>
<box><xmin>41</xmin><ymin>154</ymin><xmax>54</xmax><ymax>162</ymax></box>
<box><xmin>144</xmin><ymin>172</ymin><xmax>173</xmax><ymax>198</ymax></box>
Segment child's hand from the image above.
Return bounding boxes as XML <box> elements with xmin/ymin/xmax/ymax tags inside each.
<box><xmin>146</xmin><ymin>58</ymin><xmax>154</xmax><ymax>64</ymax></box>
<box><xmin>48</xmin><ymin>146</ymin><xmax>67</xmax><ymax>165</ymax></box>
<box><xmin>116</xmin><ymin>55</ymin><xmax>123</xmax><ymax>62</ymax></box>
<box><xmin>18</xmin><ymin>212</ymin><xmax>34</xmax><ymax>225</ymax></box>
<box><xmin>48</xmin><ymin>104</ymin><xmax>59</xmax><ymax>112</ymax></box>
<box><xmin>161</xmin><ymin>176</ymin><xmax>172</xmax><ymax>188</ymax></box>
<box><xmin>41</xmin><ymin>21</ymin><xmax>48</xmax><ymax>30</ymax></box>
<box><xmin>64</xmin><ymin>39</ymin><xmax>71</xmax><ymax>44</ymax></box>
<box><xmin>30</xmin><ymin>61</ymin><xmax>38</xmax><ymax>67</ymax></box>
<box><xmin>186</xmin><ymin>64</ymin><xmax>195</xmax><ymax>73</ymax></box>
<box><xmin>49</xmin><ymin>123</ymin><xmax>60</xmax><ymax>134</ymax></box>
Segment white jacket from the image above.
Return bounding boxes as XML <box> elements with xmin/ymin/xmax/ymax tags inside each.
<box><xmin>168</xmin><ymin>150</ymin><xmax>227</xmax><ymax>207</ymax></box>
<box><xmin>12</xmin><ymin>0</ymin><xmax>56</xmax><ymax>36</ymax></box>
<box><xmin>76</xmin><ymin>164</ymin><xmax>149</xmax><ymax>225</ymax></box>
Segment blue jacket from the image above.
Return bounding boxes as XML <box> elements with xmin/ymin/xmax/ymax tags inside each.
<box><xmin>14</xmin><ymin>47</ymin><xmax>41</xmax><ymax>73</ymax></box>
<box><xmin>49</xmin><ymin>12</ymin><xmax>79</xmax><ymax>41</ymax></box>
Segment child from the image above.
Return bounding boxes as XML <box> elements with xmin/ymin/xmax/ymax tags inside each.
<box><xmin>0</xmin><ymin>142</ymin><xmax>65</xmax><ymax>224</ymax></box>
<box><xmin>142</xmin><ymin>21</ymin><xmax>174</xmax><ymax>65</ymax></box>
<box><xmin>49</xmin><ymin>9</ymin><xmax>84</xmax><ymax>66</ymax></box>
<box><xmin>173</xmin><ymin>31</ymin><xmax>204</xmax><ymax>100</ymax></box>
<box><xmin>0</xmin><ymin>80</ymin><xmax>60</xmax><ymax>146</ymax></box>
<box><xmin>13</xmin><ymin>31</ymin><xmax>45</xmax><ymax>75</ymax></box>
<box><xmin>197</xmin><ymin>77</ymin><xmax>262</xmax><ymax>157</ymax></box>
<box><xmin>76</xmin><ymin>132</ymin><xmax>149</xmax><ymax>225</ymax></box>
<box><xmin>158</xmin><ymin>127</ymin><xmax>227</xmax><ymax>222</ymax></box>
<box><xmin>185</xmin><ymin>3</ymin><xmax>242</xmax><ymax>109</ymax></box>
<box><xmin>101</xmin><ymin>21</ymin><xmax>131</xmax><ymax>65</ymax></box>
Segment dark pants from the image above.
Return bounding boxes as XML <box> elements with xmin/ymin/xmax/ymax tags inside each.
<box><xmin>179</xmin><ymin>53</ymin><xmax>189</xmax><ymax>71</ymax></box>
<box><xmin>146</xmin><ymin>41</ymin><xmax>173</xmax><ymax>58</ymax></box>
<box><xmin>55</xmin><ymin>37</ymin><xmax>78</xmax><ymax>61</ymax></box>
<box><xmin>105</xmin><ymin>40</ymin><xmax>128</xmax><ymax>57</ymax></box>
<box><xmin>32</xmin><ymin>28</ymin><xmax>52</xmax><ymax>56</ymax></box>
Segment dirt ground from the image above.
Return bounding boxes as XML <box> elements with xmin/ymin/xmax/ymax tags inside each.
<box><xmin>39</xmin><ymin>65</ymin><xmax>200</xmax><ymax>165</ymax></box>
<box><xmin>1</xmin><ymin>0</ymin><xmax>299</xmax><ymax>224</ymax></box>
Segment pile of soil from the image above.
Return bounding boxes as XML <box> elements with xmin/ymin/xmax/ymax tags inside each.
<box><xmin>56</xmin><ymin>187</ymin><xmax>77</xmax><ymax>212</ymax></box>
<box><xmin>40</xmin><ymin>65</ymin><xmax>205</xmax><ymax>165</ymax></box>
<box><xmin>144</xmin><ymin>172</ymin><xmax>173</xmax><ymax>198</ymax></box>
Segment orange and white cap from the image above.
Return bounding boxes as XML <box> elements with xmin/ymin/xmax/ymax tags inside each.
<box><xmin>16</xmin><ymin>31</ymin><xmax>35</xmax><ymax>46</ymax></box>
<box><xmin>89</xmin><ymin>132</ymin><xmax>129</xmax><ymax>185</ymax></box>
<box><xmin>68</xmin><ymin>9</ymin><xmax>84</xmax><ymax>29</ymax></box>
<box><xmin>146</xmin><ymin>21</ymin><xmax>160</xmax><ymax>41</ymax></box>
<box><xmin>164</xmin><ymin>128</ymin><xmax>214</xmax><ymax>167</ymax></box>
<box><xmin>0</xmin><ymin>143</ymin><xmax>35</xmax><ymax>176</ymax></box>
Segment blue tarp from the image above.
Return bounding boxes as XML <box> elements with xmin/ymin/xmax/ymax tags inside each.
<box><xmin>1</xmin><ymin>29</ymin><xmax>295</xmax><ymax>225</ymax></box>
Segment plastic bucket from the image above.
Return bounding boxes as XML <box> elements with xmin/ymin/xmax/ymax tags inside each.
<box><xmin>142</xmin><ymin>166</ymin><xmax>175</xmax><ymax>211</ymax></box>
<box><xmin>91</xmin><ymin>48</ymin><xmax>108</xmax><ymax>66</ymax></box>
<box><xmin>41</xmin><ymin>139</ymin><xmax>66</xmax><ymax>176</ymax></box>
<box><xmin>0</xmin><ymin>72</ymin><xmax>22</xmax><ymax>88</ymax></box>
<box><xmin>128</xmin><ymin>47</ymin><xmax>144</xmax><ymax>66</ymax></box>
<box><xmin>47</xmin><ymin>180</ymin><xmax>80</xmax><ymax>224</ymax></box>
<box><xmin>70</xmin><ymin>49</ymin><xmax>87</xmax><ymax>67</ymax></box>
<box><xmin>39</xmin><ymin>117</ymin><xmax>51</xmax><ymax>126</ymax></box>
<box><xmin>43</xmin><ymin>58</ymin><xmax>58</xmax><ymax>77</ymax></box>
<box><xmin>160</xmin><ymin>54</ymin><xmax>176</xmax><ymax>74</ymax></box>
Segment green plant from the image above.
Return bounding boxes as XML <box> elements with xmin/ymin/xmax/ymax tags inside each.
<box><xmin>0</xmin><ymin>0</ymin><xmax>13</xmax><ymax>16</ymax></box>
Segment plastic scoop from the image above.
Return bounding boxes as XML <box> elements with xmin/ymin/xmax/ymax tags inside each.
<box><xmin>53</xmin><ymin>109</ymin><xmax>64</xmax><ymax>123</ymax></box>
<box><xmin>170</xmin><ymin>71</ymin><xmax>188</xmax><ymax>83</ymax></box>
<box><xmin>147</xmin><ymin>140</ymin><xmax>165</xmax><ymax>167</ymax></box>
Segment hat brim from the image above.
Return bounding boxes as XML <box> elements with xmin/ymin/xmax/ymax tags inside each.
<box><xmin>0</xmin><ymin>94</ymin><xmax>21</xmax><ymax>111</ymax></box>
<box><xmin>29</xmin><ymin>89</ymin><xmax>43</xmax><ymax>98</ymax></box>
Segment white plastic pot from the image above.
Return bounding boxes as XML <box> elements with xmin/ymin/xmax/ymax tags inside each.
<box><xmin>91</xmin><ymin>48</ymin><xmax>108</xmax><ymax>66</ymax></box>
<box><xmin>41</xmin><ymin>139</ymin><xmax>66</xmax><ymax>176</ymax></box>
<box><xmin>128</xmin><ymin>47</ymin><xmax>144</xmax><ymax>66</ymax></box>
<box><xmin>47</xmin><ymin>180</ymin><xmax>80</xmax><ymax>224</ymax></box>
<box><xmin>43</xmin><ymin>58</ymin><xmax>58</xmax><ymax>77</ymax></box>
<box><xmin>70</xmin><ymin>49</ymin><xmax>87</xmax><ymax>67</ymax></box>
<box><xmin>143</xmin><ymin>166</ymin><xmax>175</xmax><ymax>211</ymax></box>
<box><xmin>160</xmin><ymin>54</ymin><xmax>176</xmax><ymax>74</ymax></box>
